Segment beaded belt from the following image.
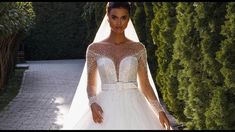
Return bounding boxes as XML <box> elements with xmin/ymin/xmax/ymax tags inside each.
<box><xmin>102</xmin><ymin>82</ymin><xmax>138</xmax><ymax>91</ymax></box>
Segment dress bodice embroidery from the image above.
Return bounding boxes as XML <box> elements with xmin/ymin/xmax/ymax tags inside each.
<box><xmin>86</xmin><ymin>42</ymin><xmax>164</xmax><ymax>113</ymax></box>
<box><xmin>86</xmin><ymin>42</ymin><xmax>147</xmax><ymax>83</ymax></box>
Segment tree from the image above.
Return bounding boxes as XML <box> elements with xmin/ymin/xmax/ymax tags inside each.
<box><xmin>151</xmin><ymin>2</ymin><xmax>180</xmax><ymax>118</ymax></box>
<box><xmin>0</xmin><ymin>2</ymin><xmax>35</xmax><ymax>92</ymax></box>
<box><xmin>215</xmin><ymin>2</ymin><xmax>235</xmax><ymax>129</ymax></box>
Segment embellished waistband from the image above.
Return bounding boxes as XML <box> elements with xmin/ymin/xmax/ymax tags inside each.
<box><xmin>102</xmin><ymin>82</ymin><xmax>138</xmax><ymax>91</ymax></box>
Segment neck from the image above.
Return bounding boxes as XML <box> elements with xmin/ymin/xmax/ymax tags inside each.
<box><xmin>108</xmin><ymin>31</ymin><xmax>127</xmax><ymax>45</ymax></box>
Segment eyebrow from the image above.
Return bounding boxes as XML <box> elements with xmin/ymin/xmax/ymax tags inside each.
<box><xmin>111</xmin><ymin>15</ymin><xmax>128</xmax><ymax>18</ymax></box>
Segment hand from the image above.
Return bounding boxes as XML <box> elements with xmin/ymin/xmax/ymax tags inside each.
<box><xmin>159</xmin><ymin>111</ymin><xmax>171</xmax><ymax>130</ymax></box>
<box><xmin>90</xmin><ymin>102</ymin><xmax>103</xmax><ymax>123</ymax></box>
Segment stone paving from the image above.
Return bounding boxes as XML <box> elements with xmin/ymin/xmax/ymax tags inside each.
<box><xmin>0</xmin><ymin>59</ymin><xmax>85</xmax><ymax>130</ymax></box>
<box><xmin>0</xmin><ymin>59</ymin><xmax>178</xmax><ymax>130</ymax></box>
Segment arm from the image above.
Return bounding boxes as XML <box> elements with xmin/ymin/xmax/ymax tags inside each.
<box><xmin>86</xmin><ymin>44</ymin><xmax>103</xmax><ymax>123</ymax></box>
<box><xmin>137</xmin><ymin>46</ymin><xmax>163</xmax><ymax>113</ymax></box>
<box><xmin>137</xmin><ymin>45</ymin><xmax>170</xmax><ymax>130</ymax></box>
<box><xmin>86</xmin><ymin>45</ymin><xmax>98</xmax><ymax>102</ymax></box>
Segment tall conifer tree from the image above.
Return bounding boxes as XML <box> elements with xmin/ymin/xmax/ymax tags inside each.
<box><xmin>216</xmin><ymin>2</ymin><xmax>235</xmax><ymax>129</ymax></box>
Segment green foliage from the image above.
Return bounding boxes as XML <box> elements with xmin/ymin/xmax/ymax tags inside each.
<box><xmin>151</xmin><ymin>2</ymin><xmax>182</xmax><ymax>120</ymax></box>
<box><xmin>2</xmin><ymin>2</ymin><xmax>234</xmax><ymax>129</ymax></box>
<box><xmin>133</xmin><ymin>2</ymin><xmax>146</xmax><ymax>42</ymax></box>
<box><xmin>194</xmin><ymin>2</ymin><xmax>229</xmax><ymax>130</ymax></box>
<box><xmin>24</xmin><ymin>2</ymin><xmax>88</xmax><ymax>60</ymax></box>
<box><xmin>0</xmin><ymin>69</ymin><xmax>25</xmax><ymax>111</ymax></box>
<box><xmin>215</xmin><ymin>2</ymin><xmax>235</xmax><ymax>129</ymax></box>
<box><xmin>141</xmin><ymin>2</ymin><xmax>233</xmax><ymax>130</ymax></box>
<box><xmin>0</xmin><ymin>2</ymin><xmax>35</xmax><ymax>38</ymax></box>
<box><xmin>0</xmin><ymin>2</ymin><xmax>34</xmax><ymax>92</ymax></box>
<box><xmin>173</xmin><ymin>3</ymin><xmax>205</xmax><ymax>129</ymax></box>
<box><xmin>133</xmin><ymin>2</ymin><xmax>158</xmax><ymax>91</ymax></box>
<box><xmin>24</xmin><ymin>2</ymin><xmax>108</xmax><ymax>60</ymax></box>
<box><xmin>143</xmin><ymin>2</ymin><xmax>158</xmax><ymax>89</ymax></box>
<box><xmin>217</xmin><ymin>2</ymin><xmax>235</xmax><ymax>88</ymax></box>
<box><xmin>82</xmin><ymin>2</ymin><xmax>106</xmax><ymax>45</ymax></box>
<box><xmin>143</xmin><ymin>2</ymin><xmax>154</xmax><ymax>46</ymax></box>
<box><xmin>205</xmin><ymin>87</ymin><xmax>229</xmax><ymax>130</ymax></box>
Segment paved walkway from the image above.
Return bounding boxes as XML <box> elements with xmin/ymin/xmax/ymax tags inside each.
<box><xmin>0</xmin><ymin>59</ymin><xmax>85</xmax><ymax>130</ymax></box>
<box><xmin>0</xmin><ymin>59</ymin><xmax>178</xmax><ymax>130</ymax></box>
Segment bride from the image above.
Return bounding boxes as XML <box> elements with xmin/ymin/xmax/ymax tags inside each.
<box><xmin>62</xmin><ymin>2</ymin><xmax>171</xmax><ymax>130</ymax></box>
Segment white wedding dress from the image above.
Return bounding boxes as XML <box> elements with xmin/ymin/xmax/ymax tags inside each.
<box><xmin>72</xmin><ymin>42</ymin><xmax>164</xmax><ymax>130</ymax></box>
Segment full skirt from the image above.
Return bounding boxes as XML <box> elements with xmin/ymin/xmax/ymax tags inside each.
<box><xmin>74</xmin><ymin>88</ymin><xmax>164</xmax><ymax>130</ymax></box>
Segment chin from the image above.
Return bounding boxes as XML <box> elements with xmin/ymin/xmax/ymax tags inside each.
<box><xmin>115</xmin><ymin>30</ymin><xmax>124</xmax><ymax>34</ymax></box>
<box><xmin>111</xmin><ymin>28</ymin><xmax>124</xmax><ymax>34</ymax></box>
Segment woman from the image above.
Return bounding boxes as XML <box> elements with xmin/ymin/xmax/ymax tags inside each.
<box><xmin>63</xmin><ymin>2</ymin><xmax>171</xmax><ymax>130</ymax></box>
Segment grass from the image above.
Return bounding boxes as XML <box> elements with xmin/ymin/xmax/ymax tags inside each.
<box><xmin>0</xmin><ymin>69</ymin><xmax>26</xmax><ymax>111</ymax></box>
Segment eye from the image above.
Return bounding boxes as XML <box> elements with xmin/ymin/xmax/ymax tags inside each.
<box><xmin>121</xmin><ymin>16</ymin><xmax>127</xmax><ymax>20</ymax></box>
<box><xmin>111</xmin><ymin>16</ymin><xmax>117</xmax><ymax>20</ymax></box>
<box><xmin>121</xmin><ymin>16</ymin><xmax>128</xmax><ymax>21</ymax></box>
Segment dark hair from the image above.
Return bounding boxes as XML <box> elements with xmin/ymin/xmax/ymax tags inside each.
<box><xmin>106</xmin><ymin>2</ymin><xmax>131</xmax><ymax>14</ymax></box>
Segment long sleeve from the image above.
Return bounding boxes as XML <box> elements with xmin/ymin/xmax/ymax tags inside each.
<box><xmin>137</xmin><ymin>45</ymin><xmax>164</xmax><ymax>114</ymax></box>
<box><xmin>86</xmin><ymin>45</ymin><xmax>98</xmax><ymax>105</ymax></box>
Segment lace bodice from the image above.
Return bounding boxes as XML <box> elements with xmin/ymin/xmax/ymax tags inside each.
<box><xmin>86</xmin><ymin>42</ymin><xmax>146</xmax><ymax>83</ymax></box>
<box><xmin>86</xmin><ymin>42</ymin><xmax>163</xmax><ymax>113</ymax></box>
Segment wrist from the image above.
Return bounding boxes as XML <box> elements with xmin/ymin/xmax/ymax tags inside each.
<box><xmin>148</xmin><ymin>99</ymin><xmax>164</xmax><ymax>113</ymax></box>
<box><xmin>88</xmin><ymin>95</ymin><xmax>97</xmax><ymax>106</ymax></box>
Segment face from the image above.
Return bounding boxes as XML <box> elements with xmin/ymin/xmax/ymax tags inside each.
<box><xmin>107</xmin><ymin>7</ymin><xmax>129</xmax><ymax>34</ymax></box>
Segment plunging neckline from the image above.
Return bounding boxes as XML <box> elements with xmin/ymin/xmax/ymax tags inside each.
<box><xmin>98</xmin><ymin>55</ymin><xmax>137</xmax><ymax>82</ymax></box>
<box><xmin>87</xmin><ymin>42</ymin><xmax>145</xmax><ymax>82</ymax></box>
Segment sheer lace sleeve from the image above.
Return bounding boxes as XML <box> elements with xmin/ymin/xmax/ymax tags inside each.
<box><xmin>86</xmin><ymin>45</ymin><xmax>98</xmax><ymax>106</ymax></box>
<box><xmin>137</xmin><ymin>44</ymin><xmax>163</xmax><ymax>114</ymax></box>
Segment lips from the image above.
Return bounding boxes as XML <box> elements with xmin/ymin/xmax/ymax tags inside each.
<box><xmin>116</xmin><ymin>26</ymin><xmax>122</xmax><ymax>29</ymax></box>
<box><xmin>115</xmin><ymin>27</ymin><xmax>123</xmax><ymax>32</ymax></box>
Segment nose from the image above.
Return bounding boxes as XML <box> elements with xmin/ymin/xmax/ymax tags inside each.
<box><xmin>117</xmin><ymin>18</ymin><xmax>122</xmax><ymax>26</ymax></box>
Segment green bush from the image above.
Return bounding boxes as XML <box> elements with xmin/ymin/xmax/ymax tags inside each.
<box><xmin>0</xmin><ymin>2</ymin><xmax>35</xmax><ymax>92</ymax></box>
